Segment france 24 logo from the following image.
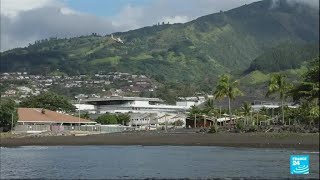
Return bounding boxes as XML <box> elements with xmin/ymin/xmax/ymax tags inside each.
<box><xmin>290</xmin><ymin>155</ymin><xmax>309</xmax><ymax>174</ymax></box>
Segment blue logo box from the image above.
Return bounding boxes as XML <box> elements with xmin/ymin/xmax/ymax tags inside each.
<box><xmin>290</xmin><ymin>155</ymin><xmax>309</xmax><ymax>175</ymax></box>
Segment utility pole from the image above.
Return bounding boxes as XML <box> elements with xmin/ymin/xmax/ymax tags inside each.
<box><xmin>194</xmin><ymin>113</ymin><xmax>196</xmax><ymax>128</ymax></box>
<box><xmin>78</xmin><ymin>99</ymin><xmax>81</xmax><ymax>130</ymax></box>
<box><xmin>165</xmin><ymin>115</ymin><xmax>167</xmax><ymax>132</ymax></box>
<box><xmin>11</xmin><ymin>113</ymin><xmax>14</xmax><ymax>134</ymax></box>
<box><xmin>219</xmin><ymin>106</ymin><xmax>222</xmax><ymax>126</ymax></box>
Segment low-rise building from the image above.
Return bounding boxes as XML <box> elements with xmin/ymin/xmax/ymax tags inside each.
<box><xmin>17</xmin><ymin>108</ymin><xmax>96</xmax><ymax>125</ymax></box>
<box><xmin>82</xmin><ymin>96</ymin><xmax>189</xmax><ymax>114</ymax></box>
<box><xmin>251</xmin><ymin>100</ymin><xmax>298</xmax><ymax>112</ymax></box>
<box><xmin>128</xmin><ymin>112</ymin><xmax>186</xmax><ymax>129</ymax></box>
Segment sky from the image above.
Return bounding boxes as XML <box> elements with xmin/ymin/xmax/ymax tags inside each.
<box><xmin>0</xmin><ymin>0</ymin><xmax>318</xmax><ymax>51</ymax></box>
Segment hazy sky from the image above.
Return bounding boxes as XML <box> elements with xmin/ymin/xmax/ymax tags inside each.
<box><xmin>0</xmin><ymin>0</ymin><xmax>318</xmax><ymax>51</ymax></box>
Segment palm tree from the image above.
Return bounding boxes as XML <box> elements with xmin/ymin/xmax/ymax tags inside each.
<box><xmin>204</xmin><ymin>98</ymin><xmax>215</xmax><ymax>109</ymax></box>
<box><xmin>202</xmin><ymin>99</ymin><xmax>217</xmax><ymax>127</ymax></box>
<box><xmin>203</xmin><ymin>99</ymin><xmax>216</xmax><ymax>114</ymax></box>
<box><xmin>266</xmin><ymin>73</ymin><xmax>292</xmax><ymax>124</ymax></box>
<box><xmin>188</xmin><ymin>105</ymin><xmax>201</xmax><ymax>128</ymax></box>
<box><xmin>213</xmin><ymin>74</ymin><xmax>243</xmax><ymax>124</ymax></box>
<box><xmin>241</xmin><ymin>102</ymin><xmax>252</xmax><ymax>125</ymax></box>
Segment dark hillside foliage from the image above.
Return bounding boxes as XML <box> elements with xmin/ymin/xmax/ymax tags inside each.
<box><xmin>246</xmin><ymin>43</ymin><xmax>319</xmax><ymax>73</ymax></box>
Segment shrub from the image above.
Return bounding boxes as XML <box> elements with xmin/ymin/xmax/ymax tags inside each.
<box><xmin>246</xmin><ymin>125</ymin><xmax>258</xmax><ymax>132</ymax></box>
<box><xmin>208</xmin><ymin>124</ymin><xmax>219</xmax><ymax>133</ymax></box>
<box><xmin>96</xmin><ymin>114</ymin><xmax>118</xmax><ymax>124</ymax></box>
<box><xmin>174</xmin><ymin>120</ymin><xmax>184</xmax><ymax>126</ymax></box>
<box><xmin>235</xmin><ymin>120</ymin><xmax>245</xmax><ymax>132</ymax></box>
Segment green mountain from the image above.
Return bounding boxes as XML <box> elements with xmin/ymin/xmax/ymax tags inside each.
<box><xmin>246</xmin><ymin>43</ymin><xmax>319</xmax><ymax>73</ymax></box>
<box><xmin>1</xmin><ymin>0</ymin><xmax>319</xmax><ymax>88</ymax></box>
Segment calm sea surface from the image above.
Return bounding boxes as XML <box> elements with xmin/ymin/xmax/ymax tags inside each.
<box><xmin>0</xmin><ymin>146</ymin><xmax>319</xmax><ymax>179</ymax></box>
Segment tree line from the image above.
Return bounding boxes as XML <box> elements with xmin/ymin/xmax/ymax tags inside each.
<box><xmin>188</xmin><ymin>57</ymin><xmax>319</xmax><ymax>129</ymax></box>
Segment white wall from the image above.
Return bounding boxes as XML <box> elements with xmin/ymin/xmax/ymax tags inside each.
<box><xmin>74</xmin><ymin>104</ymin><xmax>95</xmax><ymax>110</ymax></box>
<box><xmin>176</xmin><ymin>101</ymin><xmax>196</xmax><ymax>108</ymax></box>
<box><xmin>157</xmin><ymin>112</ymin><xmax>186</xmax><ymax>125</ymax></box>
<box><xmin>133</xmin><ymin>100</ymin><xmax>150</xmax><ymax>106</ymax></box>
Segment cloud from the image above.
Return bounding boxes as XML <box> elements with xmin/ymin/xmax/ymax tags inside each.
<box><xmin>1</xmin><ymin>0</ymin><xmax>258</xmax><ymax>51</ymax></box>
<box><xmin>292</xmin><ymin>0</ymin><xmax>319</xmax><ymax>8</ymax></box>
<box><xmin>161</xmin><ymin>16</ymin><xmax>190</xmax><ymax>24</ymax></box>
<box><xmin>270</xmin><ymin>0</ymin><xmax>319</xmax><ymax>9</ymax></box>
<box><xmin>112</xmin><ymin>0</ymin><xmax>258</xmax><ymax>30</ymax></box>
<box><xmin>1</xmin><ymin>1</ymin><xmax>118</xmax><ymax>51</ymax></box>
<box><xmin>1</xmin><ymin>0</ymin><xmax>59</xmax><ymax>17</ymax></box>
<box><xmin>1</xmin><ymin>0</ymin><xmax>318</xmax><ymax>51</ymax></box>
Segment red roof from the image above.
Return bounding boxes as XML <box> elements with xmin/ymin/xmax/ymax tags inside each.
<box><xmin>18</xmin><ymin>108</ymin><xmax>96</xmax><ymax>124</ymax></box>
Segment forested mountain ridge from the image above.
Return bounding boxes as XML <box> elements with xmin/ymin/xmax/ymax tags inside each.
<box><xmin>1</xmin><ymin>0</ymin><xmax>319</xmax><ymax>89</ymax></box>
<box><xmin>246</xmin><ymin>43</ymin><xmax>319</xmax><ymax>73</ymax></box>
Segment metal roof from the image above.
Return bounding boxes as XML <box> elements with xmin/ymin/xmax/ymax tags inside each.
<box><xmin>81</xmin><ymin>96</ymin><xmax>163</xmax><ymax>103</ymax></box>
<box><xmin>18</xmin><ymin>108</ymin><xmax>96</xmax><ymax>124</ymax></box>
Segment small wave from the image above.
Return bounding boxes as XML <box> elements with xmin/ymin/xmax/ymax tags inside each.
<box><xmin>20</xmin><ymin>146</ymin><xmax>50</xmax><ymax>150</ymax></box>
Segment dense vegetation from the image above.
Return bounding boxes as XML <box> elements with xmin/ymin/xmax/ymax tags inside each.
<box><xmin>1</xmin><ymin>0</ymin><xmax>318</xmax><ymax>92</ymax></box>
<box><xmin>246</xmin><ymin>43</ymin><xmax>319</xmax><ymax>73</ymax></box>
<box><xmin>96</xmin><ymin>113</ymin><xmax>130</xmax><ymax>125</ymax></box>
<box><xmin>0</xmin><ymin>99</ymin><xmax>18</xmax><ymax>131</ymax></box>
<box><xmin>19</xmin><ymin>92</ymin><xmax>76</xmax><ymax>112</ymax></box>
<box><xmin>189</xmin><ymin>57</ymin><xmax>320</xmax><ymax>131</ymax></box>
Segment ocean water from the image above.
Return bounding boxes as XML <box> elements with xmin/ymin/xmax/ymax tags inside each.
<box><xmin>0</xmin><ymin>146</ymin><xmax>319</xmax><ymax>179</ymax></box>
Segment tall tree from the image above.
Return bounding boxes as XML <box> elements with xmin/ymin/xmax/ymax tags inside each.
<box><xmin>241</xmin><ymin>102</ymin><xmax>252</xmax><ymax>125</ymax></box>
<box><xmin>116</xmin><ymin>113</ymin><xmax>130</xmax><ymax>125</ymax></box>
<box><xmin>20</xmin><ymin>92</ymin><xmax>75</xmax><ymax>112</ymax></box>
<box><xmin>202</xmin><ymin>98</ymin><xmax>217</xmax><ymax>123</ymax></box>
<box><xmin>0</xmin><ymin>99</ymin><xmax>18</xmax><ymax>131</ymax></box>
<box><xmin>80</xmin><ymin>112</ymin><xmax>90</xmax><ymax>120</ymax></box>
<box><xmin>213</xmin><ymin>74</ymin><xmax>243</xmax><ymax>123</ymax></box>
<box><xmin>266</xmin><ymin>73</ymin><xmax>292</xmax><ymax>124</ymax></box>
<box><xmin>188</xmin><ymin>105</ymin><xmax>201</xmax><ymax>128</ymax></box>
<box><xmin>96</xmin><ymin>114</ymin><xmax>118</xmax><ymax>124</ymax></box>
<box><xmin>203</xmin><ymin>98</ymin><xmax>215</xmax><ymax>114</ymax></box>
<box><xmin>291</xmin><ymin>57</ymin><xmax>319</xmax><ymax>104</ymax></box>
<box><xmin>290</xmin><ymin>57</ymin><xmax>319</xmax><ymax>126</ymax></box>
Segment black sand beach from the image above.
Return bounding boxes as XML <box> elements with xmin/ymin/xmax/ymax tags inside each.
<box><xmin>1</xmin><ymin>132</ymin><xmax>319</xmax><ymax>150</ymax></box>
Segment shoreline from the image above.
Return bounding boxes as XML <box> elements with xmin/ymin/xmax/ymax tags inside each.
<box><xmin>1</xmin><ymin>132</ymin><xmax>319</xmax><ymax>150</ymax></box>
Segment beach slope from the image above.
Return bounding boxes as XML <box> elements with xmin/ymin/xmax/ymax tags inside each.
<box><xmin>1</xmin><ymin>132</ymin><xmax>319</xmax><ymax>150</ymax></box>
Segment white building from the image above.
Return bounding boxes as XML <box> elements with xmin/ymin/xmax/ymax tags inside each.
<box><xmin>129</xmin><ymin>113</ymin><xmax>158</xmax><ymax>127</ymax></box>
<box><xmin>156</xmin><ymin>113</ymin><xmax>186</xmax><ymax>125</ymax></box>
<box><xmin>251</xmin><ymin>100</ymin><xmax>298</xmax><ymax>112</ymax></box>
<box><xmin>74</xmin><ymin>103</ymin><xmax>96</xmax><ymax>114</ymax></box>
<box><xmin>81</xmin><ymin>96</ymin><xmax>200</xmax><ymax>114</ymax></box>
<box><xmin>77</xmin><ymin>96</ymin><xmax>202</xmax><ymax>127</ymax></box>
<box><xmin>129</xmin><ymin>112</ymin><xmax>186</xmax><ymax>129</ymax></box>
<box><xmin>17</xmin><ymin>86</ymin><xmax>32</xmax><ymax>94</ymax></box>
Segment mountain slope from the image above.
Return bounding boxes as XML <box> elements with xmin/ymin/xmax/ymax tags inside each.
<box><xmin>246</xmin><ymin>43</ymin><xmax>319</xmax><ymax>73</ymax></box>
<box><xmin>1</xmin><ymin>0</ymin><xmax>319</xmax><ymax>87</ymax></box>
